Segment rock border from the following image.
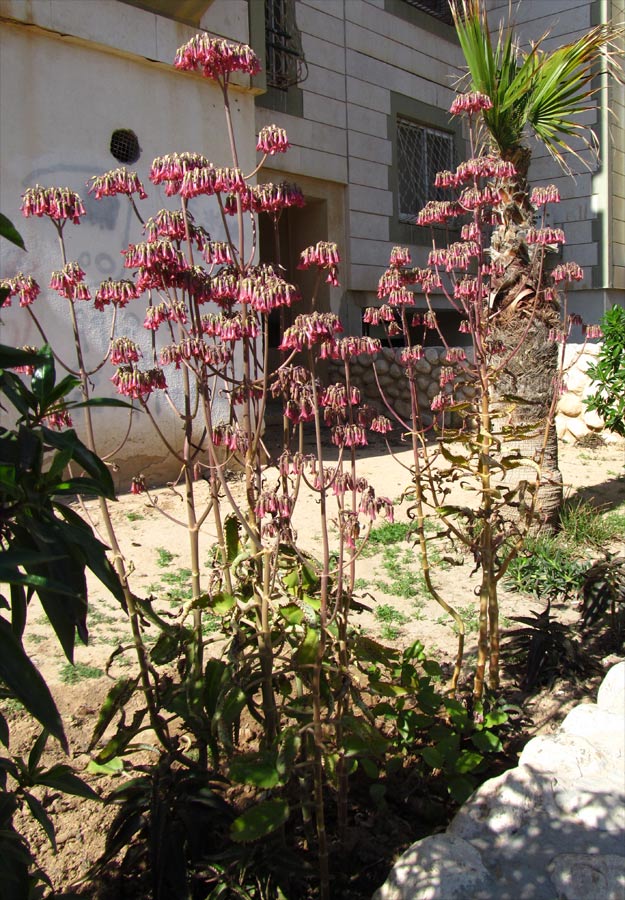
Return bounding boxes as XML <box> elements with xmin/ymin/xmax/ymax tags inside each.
<box><xmin>373</xmin><ymin>661</ymin><xmax>625</xmax><ymax>900</ymax></box>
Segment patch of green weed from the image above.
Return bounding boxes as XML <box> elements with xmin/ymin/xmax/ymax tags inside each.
<box><xmin>361</xmin><ymin>522</ymin><xmax>412</xmax><ymax>557</ymax></box>
<box><xmin>59</xmin><ymin>662</ymin><xmax>104</xmax><ymax>684</ymax></box>
<box><xmin>156</xmin><ymin>547</ymin><xmax>176</xmax><ymax>568</ymax></box>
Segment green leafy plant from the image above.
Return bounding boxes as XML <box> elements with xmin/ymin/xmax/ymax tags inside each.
<box><xmin>0</xmin><ymin>343</ymin><xmax>126</xmax><ymax>894</ymax></box>
<box><xmin>581</xmin><ymin>555</ymin><xmax>625</xmax><ymax>632</ymax></box>
<box><xmin>504</xmin><ymin>534</ymin><xmax>588</xmax><ymax>602</ymax></box>
<box><xmin>585</xmin><ymin>305</ymin><xmax>625</xmax><ymax>437</ymax></box>
<box><xmin>0</xmin><ymin>728</ymin><xmax>100</xmax><ymax>899</ymax></box>
<box><xmin>558</xmin><ymin>496</ymin><xmax>621</xmax><ymax>548</ymax></box>
<box><xmin>502</xmin><ymin>605</ymin><xmax>590</xmax><ymax>690</ymax></box>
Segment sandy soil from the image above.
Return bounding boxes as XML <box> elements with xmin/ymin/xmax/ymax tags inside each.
<box><xmin>23</xmin><ymin>436</ymin><xmax>625</xmax><ymax>689</ymax></box>
<box><xmin>6</xmin><ymin>436</ymin><xmax>625</xmax><ymax>895</ymax></box>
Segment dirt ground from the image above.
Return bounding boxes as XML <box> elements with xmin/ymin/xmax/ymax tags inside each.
<box><xmin>6</xmin><ymin>436</ymin><xmax>625</xmax><ymax>895</ymax></box>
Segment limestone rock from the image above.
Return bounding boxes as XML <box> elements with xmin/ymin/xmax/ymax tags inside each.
<box><xmin>584</xmin><ymin>408</ymin><xmax>605</xmax><ymax>430</ymax></box>
<box><xmin>558</xmin><ymin>392</ymin><xmax>583</xmax><ymax>417</ymax></box>
<box><xmin>519</xmin><ymin>732</ymin><xmax>612</xmax><ymax>783</ymax></box>
<box><xmin>375</xmin><ymin>663</ymin><xmax>625</xmax><ymax>900</ymax></box>
<box><xmin>597</xmin><ymin>661</ymin><xmax>625</xmax><ymax>715</ymax></box>
<box><xmin>560</xmin><ymin>703</ymin><xmax>625</xmax><ymax>761</ymax></box>
<box><xmin>372</xmin><ymin>834</ymin><xmax>497</xmax><ymax>900</ymax></box>
<box><xmin>548</xmin><ymin>853</ymin><xmax>625</xmax><ymax>900</ymax></box>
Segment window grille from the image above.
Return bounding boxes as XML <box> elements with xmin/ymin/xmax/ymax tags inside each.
<box><xmin>110</xmin><ymin>129</ymin><xmax>140</xmax><ymax>165</ymax></box>
<box><xmin>397</xmin><ymin>118</ymin><xmax>454</xmax><ymax>223</ymax></box>
<box><xmin>265</xmin><ymin>0</ymin><xmax>307</xmax><ymax>91</ymax></box>
<box><xmin>400</xmin><ymin>0</ymin><xmax>454</xmax><ymax>25</ymax></box>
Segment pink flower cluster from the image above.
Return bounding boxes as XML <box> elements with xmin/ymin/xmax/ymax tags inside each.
<box><xmin>0</xmin><ymin>273</ymin><xmax>40</xmax><ymax>307</ymax></box>
<box><xmin>293</xmin><ymin>242</ymin><xmax>339</xmax><ymax>287</ymax></box>
<box><xmin>174</xmin><ymin>34</ymin><xmax>260</xmax><ymax>79</ymax></box>
<box><xmin>21</xmin><ymin>185</ymin><xmax>85</xmax><ymax>223</ymax></box>
<box><xmin>416</xmin><ymin>200</ymin><xmax>461</xmax><ymax>226</ymax></box>
<box><xmin>526</xmin><ymin>227</ymin><xmax>565</xmax><ymax>246</ymax></box>
<box><xmin>181</xmin><ymin>165</ymin><xmax>246</xmax><ymax>199</ymax></box>
<box><xmin>204</xmin><ymin>241</ymin><xmax>234</xmax><ymax>265</ymax></box>
<box><xmin>88</xmin><ymin>168</ymin><xmax>147</xmax><ymax>200</ymax></box>
<box><xmin>239</xmin><ymin>266</ymin><xmax>301</xmax><ymax>313</ymax></box>
<box><xmin>428</xmin><ymin>241</ymin><xmax>479</xmax><ymax>272</ymax></box>
<box><xmin>435</xmin><ymin>156</ymin><xmax>516</xmax><ymax>190</ymax></box>
<box><xmin>11</xmin><ymin>345</ymin><xmax>38</xmax><ymax>375</ymax></box>
<box><xmin>95</xmin><ymin>279</ymin><xmax>139</xmax><ymax>310</ymax></box>
<box><xmin>123</xmin><ymin>239</ymin><xmax>186</xmax><ymax>271</ymax></box>
<box><xmin>321</xmin><ymin>383</ymin><xmax>361</xmax><ymax>410</ymax></box>
<box><xmin>212</xmin><ymin>423</ymin><xmax>249</xmax><ymax>453</ymax></box>
<box><xmin>552</xmin><ymin>261</ymin><xmax>584</xmax><ymax>284</ymax></box>
<box><xmin>160</xmin><ymin>340</ymin><xmax>232</xmax><ymax>370</ymax></box>
<box><xmin>179</xmin><ymin>266</ymin><xmax>213</xmax><ymax>304</ymax></box>
<box><xmin>257</xmin><ymin>124</ymin><xmax>290</xmax><ymax>155</ymax></box>
<box><xmin>459</xmin><ymin>185</ymin><xmax>503</xmax><ymax>211</ymax></box>
<box><xmin>389</xmin><ymin>246</ymin><xmax>412</xmax><ymax>267</ymax></box>
<box><xmin>363</xmin><ymin>305</ymin><xmax>395</xmax><ymax>325</ymax></box>
<box><xmin>50</xmin><ymin>262</ymin><xmax>90</xmax><ymax>301</ymax></box>
<box><xmin>530</xmin><ymin>185</ymin><xmax>561</xmax><ymax>207</ymax></box>
<box><xmin>199</xmin><ymin>312</ymin><xmax>258</xmax><ymax>342</ymax></box>
<box><xmin>150</xmin><ymin>153</ymin><xmax>211</xmax><ymax>196</ymax></box>
<box><xmin>280</xmin><ymin>312</ymin><xmax>343</xmax><ymax>351</ymax></box>
<box><xmin>331</xmin><ymin>424</ymin><xmax>368</xmax><ymax>448</ymax></box>
<box><xmin>370</xmin><ymin>415</ymin><xmax>393</xmax><ymax>434</ymax></box>
<box><xmin>449</xmin><ymin>91</ymin><xmax>493</xmax><ymax>116</ymax></box>
<box><xmin>320</xmin><ymin>336</ymin><xmax>381</xmax><ymax>361</ymax></box>
<box><xmin>144</xmin><ymin>210</ymin><xmax>207</xmax><ymax>248</ymax></box>
<box><xmin>130</xmin><ymin>475</ymin><xmax>146</xmax><ymax>495</ymax></box>
<box><xmin>111</xmin><ymin>366</ymin><xmax>167</xmax><ymax>399</ymax></box>
<box><xmin>44</xmin><ymin>407</ymin><xmax>73</xmax><ymax>430</ymax></box>
<box><xmin>430</xmin><ymin>391</ymin><xmax>452</xmax><ymax>412</ymax></box>
<box><xmin>111</xmin><ymin>337</ymin><xmax>142</xmax><ymax>365</ymax></box>
<box><xmin>211</xmin><ymin>267</ymin><xmax>240</xmax><ymax>304</ymax></box>
<box><xmin>400</xmin><ymin>346</ymin><xmax>424</xmax><ymax>366</ymax></box>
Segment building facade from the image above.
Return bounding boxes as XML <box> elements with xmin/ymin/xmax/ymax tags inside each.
<box><xmin>1</xmin><ymin>0</ymin><xmax>622</xmax><ymax>480</ymax></box>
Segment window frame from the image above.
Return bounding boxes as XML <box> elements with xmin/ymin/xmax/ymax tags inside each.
<box><xmin>389</xmin><ymin>92</ymin><xmax>465</xmax><ymax>246</ymax></box>
<box><xmin>250</xmin><ymin>0</ymin><xmax>306</xmax><ymax>117</ymax></box>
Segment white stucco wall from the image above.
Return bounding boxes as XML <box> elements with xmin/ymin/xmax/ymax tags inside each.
<box><xmin>0</xmin><ymin>0</ymin><xmax>257</xmax><ymax>486</ymax></box>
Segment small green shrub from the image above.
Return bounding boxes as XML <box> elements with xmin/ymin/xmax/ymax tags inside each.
<box><xmin>585</xmin><ymin>304</ymin><xmax>625</xmax><ymax>437</ymax></box>
<box><xmin>504</xmin><ymin>534</ymin><xmax>588</xmax><ymax>601</ymax></box>
<box><xmin>558</xmin><ymin>497</ymin><xmax>620</xmax><ymax>548</ymax></box>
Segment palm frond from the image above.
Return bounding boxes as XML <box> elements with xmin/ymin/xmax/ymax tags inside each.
<box><xmin>450</xmin><ymin>0</ymin><xmax>625</xmax><ymax>171</ymax></box>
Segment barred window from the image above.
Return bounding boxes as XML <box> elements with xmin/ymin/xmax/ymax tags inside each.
<box><xmin>400</xmin><ymin>0</ymin><xmax>454</xmax><ymax>25</ymax></box>
<box><xmin>397</xmin><ymin>117</ymin><xmax>454</xmax><ymax>223</ymax></box>
<box><xmin>265</xmin><ymin>0</ymin><xmax>306</xmax><ymax>91</ymax></box>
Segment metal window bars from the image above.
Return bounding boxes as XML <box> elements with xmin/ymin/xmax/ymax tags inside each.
<box><xmin>265</xmin><ymin>0</ymin><xmax>307</xmax><ymax>91</ymax></box>
<box><xmin>397</xmin><ymin>118</ymin><xmax>454</xmax><ymax>223</ymax></box>
<box><xmin>401</xmin><ymin>0</ymin><xmax>454</xmax><ymax>26</ymax></box>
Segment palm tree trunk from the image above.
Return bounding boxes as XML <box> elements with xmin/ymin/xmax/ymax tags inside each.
<box><xmin>490</xmin><ymin>312</ymin><xmax>562</xmax><ymax>527</ymax></box>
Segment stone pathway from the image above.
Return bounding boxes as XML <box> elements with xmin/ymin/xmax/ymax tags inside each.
<box><xmin>374</xmin><ymin>661</ymin><xmax>625</xmax><ymax>900</ymax></box>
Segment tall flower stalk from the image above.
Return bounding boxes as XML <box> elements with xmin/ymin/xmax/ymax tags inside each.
<box><xmin>371</xmin><ymin>91</ymin><xmax>595</xmax><ymax>696</ymax></box>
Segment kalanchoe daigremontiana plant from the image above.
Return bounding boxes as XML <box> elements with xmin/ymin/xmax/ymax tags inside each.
<box><xmin>369</xmin><ymin>89</ymin><xmax>598</xmax><ymax>699</ymax></box>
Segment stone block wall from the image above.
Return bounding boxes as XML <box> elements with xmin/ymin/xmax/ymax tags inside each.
<box><xmin>556</xmin><ymin>344</ymin><xmax>622</xmax><ymax>445</ymax></box>
<box><xmin>329</xmin><ymin>342</ymin><xmax>623</xmax><ymax>445</ymax></box>
<box><xmin>327</xmin><ymin>345</ymin><xmax>476</xmax><ymax>429</ymax></box>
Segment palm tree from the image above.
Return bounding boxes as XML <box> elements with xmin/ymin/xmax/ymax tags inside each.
<box><xmin>450</xmin><ymin>0</ymin><xmax>624</xmax><ymax>525</ymax></box>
